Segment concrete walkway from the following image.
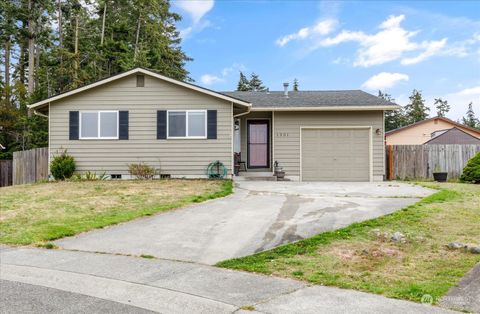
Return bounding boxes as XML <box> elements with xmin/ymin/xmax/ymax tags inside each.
<box><xmin>54</xmin><ymin>181</ymin><xmax>434</xmax><ymax>264</ymax></box>
<box><xmin>440</xmin><ymin>262</ymin><xmax>480</xmax><ymax>313</ymax></box>
<box><xmin>0</xmin><ymin>247</ymin><xmax>454</xmax><ymax>314</ymax></box>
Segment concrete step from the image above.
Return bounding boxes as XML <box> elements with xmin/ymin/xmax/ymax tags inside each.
<box><xmin>238</xmin><ymin>171</ymin><xmax>273</xmax><ymax>177</ymax></box>
<box><xmin>234</xmin><ymin>175</ymin><xmax>277</xmax><ymax>181</ymax></box>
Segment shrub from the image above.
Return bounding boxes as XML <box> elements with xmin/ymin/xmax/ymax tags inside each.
<box><xmin>460</xmin><ymin>152</ymin><xmax>480</xmax><ymax>183</ymax></box>
<box><xmin>128</xmin><ymin>162</ymin><xmax>155</xmax><ymax>180</ymax></box>
<box><xmin>50</xmin><ymin>150</ymin><xmax>76</xmax><ymax>180</ymax></box>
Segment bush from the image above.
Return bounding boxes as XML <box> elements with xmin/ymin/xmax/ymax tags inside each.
<box><xmin>460</xmin><ymin>152</ymin><xmax>480</xmax><ymax>183</ymax></box>
<box><xmin>50</xmin><ymin>150</ymin><xmax>76</xmax><ymax>180</ymax></box>
<box><xmin>128</xmin><ymin>162</ymin><xmax>155</xmax><ymax>180</ymax></box>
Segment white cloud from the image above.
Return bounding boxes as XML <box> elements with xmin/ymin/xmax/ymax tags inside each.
<box><xmin>401</xmin><ymin>38</ymin><xmax>448</xmax><ymax>65</ymax></box>
<box><xmin>362</xmin><ymin>72</ymin><xmax>409</xmax><ymax>90</ymax></box>
<box><xmin>318</xmin><ymin>15</ymin><xmax>448</xmax><ymax>67</ymax></box>
<box><xmin>200</xmin><ymin>63</ymin><xmax>246</xmax><ymax>86</ymax></box>
<box><xmin>200</xmin><ymin>74</ymin><xmax>223</xmax><ymax>85</ymax></box>
<box><xmin>174</xmin><ymin>0</ymin><xmax>214</xmax><ymax>38</ymax></box>
<box><xmin>457</xmin><ymin>85</ymin><xmax>480</xmax><ymax>96</ymax></box>
<box><xmin>175</xmin><ymin>0</ymin><xmax>214</xmax><ymax>23</ymax></box>
<box><xmin>276</xmin><ymin>19</ymin><xmax>337</xmax><ymax>46</ymax></box>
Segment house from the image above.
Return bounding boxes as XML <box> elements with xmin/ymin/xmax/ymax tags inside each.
<box><xmin>386</xmin><ymin>116</ymin><xmax>480</xmax><ymax>145</ymax></box>
<box><xmin>28</xmin><ymin>68</ymin><xmax>398</xmax><ymax>182</ymax></box>
<box><xmin>424</xmin><ymin>127</ymin><xmax>480</xmax><ymax>145</ymax></box>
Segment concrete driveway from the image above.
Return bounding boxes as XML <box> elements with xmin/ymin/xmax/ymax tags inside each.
<box><xmin>55</xmin><ymin>181</ymin><xmax>434</xmax><ymax>265</ymax></box>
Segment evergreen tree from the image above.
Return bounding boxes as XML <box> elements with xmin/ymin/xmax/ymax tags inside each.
<box><xmin>0</xmin><ymin>0</ymin><xmax>191</xmax><ymax>159</ymax></box>
<box><xmin>293</xmin><ymin>78</ymin><xmax>299</xmax><ymax>91</ymax></box>
<box><xmin>236</xmin><ymin>71</ymin><xmax>250</xmax><ymax>91</ymax></box>
<box><xmin>404</xmin><ymin>89</ymin><xmax>429</xmax><ymax>124</ymax></box>
<box><xmin>434</xmin><ymin>98</ymin><xmax>450</xmax><ymax>117</ymax></box>
<box><xmin>462</xmin><ymin>102</ymin><xmax>479</xmax><ymax>129</ymax></box>
<box><xmin>249</xmin><ymin>72</ymin><xmax>267</xmax><ymax>91</ymax></box>
<box><xmin>379</xmin><ymin>91</ymin><xmax>406</xmax><ymax>131</ymax></box>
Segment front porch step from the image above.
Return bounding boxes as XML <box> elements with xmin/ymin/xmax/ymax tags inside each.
<box><xmin>234</xmin><ymin>175</ymin><xmax>277</xmax><ymax>181</ymax></box>
<box><xmin>238</xmin><ymin>171</ymin><xmax>273</xmax><ymax>177</ymax></box>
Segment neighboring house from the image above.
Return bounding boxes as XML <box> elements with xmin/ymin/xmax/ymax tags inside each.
<box><xmin>28</xmin><ymin>68</ymin><xmax>397</xmax><ymax>182</ymax></box>
<box><xmin>424</xmin><ymin>127</ymin><xmax>480</xmax><ymax>145</ymax></box>
<box><xmin>386</xmin><ymin>116</ymin><xmax>480</xmax><ymax>145</ymax></box>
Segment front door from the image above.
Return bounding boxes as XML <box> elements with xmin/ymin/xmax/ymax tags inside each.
<box><xmin>247</xmin><ymin>120</ymin><xmax>269</xmax><ymax>168</ymax></box>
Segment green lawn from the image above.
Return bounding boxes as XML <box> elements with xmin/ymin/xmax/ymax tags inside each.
<box><xmin>217</xmin><ymin>182</ymin><xmax>480</xmax><ymax>304</ymax></box>
<box><xmin>0</xmin><ymin>179</ymin><xmax>232</xmax><ymax>245</ymax></box>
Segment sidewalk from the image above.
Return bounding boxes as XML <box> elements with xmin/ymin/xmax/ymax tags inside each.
<box><xmin>440</xmin><ymin>262</ymin><xmax>480</xmax><ymax>313</ymax></box>
<box><xmin>1</xmin><ymin>247</ymin><xmax>454</xmax><ymax>314</ymax></box>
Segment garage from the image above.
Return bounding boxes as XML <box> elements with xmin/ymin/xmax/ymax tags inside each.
<box><xmin>301</xmin><ymin>128</ymin><xmax>371</xmax><ymax>181</ymax></box>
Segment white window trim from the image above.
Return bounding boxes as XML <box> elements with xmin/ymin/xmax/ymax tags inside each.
<box><xmin>167</xmin><ymin>110</ymin><xmax>207</xmax><ymax>139</ymax></box>
<box><xmin>79</xmin><ymin>111</ymin><xmax>119</xmax><ymax>140</ymax></box>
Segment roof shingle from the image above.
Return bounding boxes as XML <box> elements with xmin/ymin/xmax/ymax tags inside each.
<box><xmin>221</xmin><ymin>90</ymin><xmax>398</xmax><ymax>108</ymax></box>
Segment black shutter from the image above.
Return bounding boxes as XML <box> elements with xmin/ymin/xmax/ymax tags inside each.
<box><xmin>119</xmin><ymin>111</ymin><xmax>129</xmax><ymax>140</ymax></box>
<box><xmin>157</xmin><ymin>110</ymin><xmax>167</xmax><ymax>139</ymax></box>
<box><xmin>207</xmin><ymin>110</ymin><xmax>217</xmax><ymax>139</ymax></box>
<box><xmin>69</xmin><ymin>111</ymin><xmax>79</xmax><ymax>140</ymax></box>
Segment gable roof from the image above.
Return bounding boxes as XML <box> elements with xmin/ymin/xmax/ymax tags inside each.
<box><xmin>424</xmin><ymin>127</ymin><xmax>480</xmax><ymax>145</ymax></box>
<box><xmin>386</xmin><ymin>116</ymin><xmax>480</xmax><ymax>137</ymax></box>
<box><xmin>221</xmin><ymin>90</ymin><xmax>399</xmax><ymax>110</ymax></box>
<box><xmin>28</xmin><ymin>68</ymin><xmax>252</xmax><ymax>110</ymax></box>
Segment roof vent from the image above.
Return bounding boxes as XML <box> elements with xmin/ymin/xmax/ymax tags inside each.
<box><xmin>283</xmin><ymin>82</ymin><xmax>289</xmax><ymax>98</ymax></box>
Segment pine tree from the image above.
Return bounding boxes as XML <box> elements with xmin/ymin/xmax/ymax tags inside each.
<box><xmin>404</xmin><ymin>89</ymin><xmax>429</xmax><ymax>124</ymax></box>
<box><xmin>462</xmin><ymin>103</ymin><xmax>479</xmax><ymax>129</ymax></box>
<box><xmin>434</xmin><ymin>98</ymin><xmax>450</xmax><ymax>117</ymax></box>
<box><xmin>0</xmin><ymin>0</ymin><xmax>192</xmax><ymax>159</ymax></box>
<box><xmin>293</xmin><ymin>78</ymin><xmax>299</xmax><ymax>91</ymax></box>
<box><xmin>379</xmin><ymin>91</ymin><xmax>406</xmax><ymax>131</ymax></box>
<box><xmin>249</xmin><ymin>72</ymin><xmax>267</xmax><ymax>91</ymax></box>
<box><xmin>236</xmin><ymin>71</ymin><xmax>250</xmax><ymax>91</ymax></box>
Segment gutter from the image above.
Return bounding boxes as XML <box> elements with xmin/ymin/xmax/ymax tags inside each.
<box><xmin>33</xmin><ymin>109</ymin><xmax>49</xmax><ymax>118</ymax></box>
<box><xmin>233</xmin><ymin>106</ymin><xmax>251</xmax><ymax>118</ymax></box>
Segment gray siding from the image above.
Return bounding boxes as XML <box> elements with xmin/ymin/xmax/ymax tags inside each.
<box><xmin>49</xmin><ymin>74</ymin><xmax>233</xmax><ymax>177</ymax></box>
<box><xmin>273</xmin><ymin>111</ymin><xmax>384</xmax><ymax>180</ymax></box>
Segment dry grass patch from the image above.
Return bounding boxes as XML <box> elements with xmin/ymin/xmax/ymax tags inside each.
<box><xmin>0</xmin><ymin>179</ymin><xmax>232</xmax><ymax>245</ymax></box>
<box><xmin>218</xmin><ymin>183</ymin><xmax>480</xmax><ymax>303</ymax></box>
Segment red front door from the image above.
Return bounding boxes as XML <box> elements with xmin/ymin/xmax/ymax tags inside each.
<box><xmin>247</xmin><ymin>120</ymin><xmax>269</xmax><ymax>168</ymax></box>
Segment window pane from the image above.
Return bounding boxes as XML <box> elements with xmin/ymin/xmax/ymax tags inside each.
<box><xmin>188</xmin><ymin>112</ymin><xmax>206</xmax><ymax>137</ymax></box>
<box><xmin>168</xmin><ymin>112</ymin><xmax>186</xmax><ymax>137</ymax></box>
<box><xmin>100</xmin><ymin>112</ymin><xmax>118</xmax><ymax>138</ymax></box>
<box><xmin>81</xmin><ymin>112</ymin><xmax>98</xmax><ymax>138</ymax></box>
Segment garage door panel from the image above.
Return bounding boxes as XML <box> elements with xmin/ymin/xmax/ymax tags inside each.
<box><xmin>301</xmin><ymin>128</ymin><xmax>370</xmax><ymax>182</ymax></box>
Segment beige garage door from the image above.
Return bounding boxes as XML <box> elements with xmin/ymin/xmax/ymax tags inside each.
<box><xmin>301</xmin><ymin>128</ymin><xmax>370</xmax><ymax>181</ymax></box>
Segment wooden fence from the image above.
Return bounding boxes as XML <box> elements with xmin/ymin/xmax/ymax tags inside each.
<box><xmin>10</xmin><ymin>147</ymin><xmax>49</xmax><ymax>185</ymax></box>
<box><xmin>386</xmin><ymin>144</ymin><xmax>480</xmax><ymax>180</ymax></box>
<box><xmin>0</xmin><ymin>160</ymin><xmax>13</xmax><ymax>187</ymax></box>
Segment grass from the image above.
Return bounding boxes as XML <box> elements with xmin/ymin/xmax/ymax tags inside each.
<box><xmin>0</xmin><ymin>179</ymin><xmax>233</xmax><ymax>246</ymax></box>
<box><xmin>217</xmin><ymin>182</ymin><xmax>480</xmax><ymax>304</ymax></box>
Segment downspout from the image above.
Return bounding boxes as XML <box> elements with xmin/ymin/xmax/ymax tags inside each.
<box><xmin>33</xmin><ymin>108</ymin><xmax>49</xmax><ymax>118</ymax></box>
<box><xmin>233</xmin><ymin>105</ymin><xmax>251</xmax><ymax>118</ymax></box>
<box><xmin>232</xmin><ymin>105</ymin><xmax>251</xmax><ymax>177</ymax></box>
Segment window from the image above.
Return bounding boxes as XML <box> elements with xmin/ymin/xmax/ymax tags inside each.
<box><xmin>136</xmin><ymin>75</ymin><xmax>144</xmax><ymax>87</ymax></box>
<box><xmin>167</xmin><ymin>110</ymin><xmax>206</xmax><ymax>138</ymax></box>
<box><xmin>80</xmin><ymin>111</ymin><xmax>118</xmax><ymax>139</ymax></box>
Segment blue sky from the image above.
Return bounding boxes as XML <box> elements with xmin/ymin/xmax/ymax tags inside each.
<box><xmin>172</xmin><ymin>0</ymin><xmax>480</xmax><ymax>120</ymax></box>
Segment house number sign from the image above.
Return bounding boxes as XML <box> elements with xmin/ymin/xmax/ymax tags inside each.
<box><xmin>276</xmin><ymin>132</ymin><xmax>289</xmax><ymax>137</ymax></box>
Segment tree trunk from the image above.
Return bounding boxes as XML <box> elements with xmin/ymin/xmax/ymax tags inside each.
<box><xmin>134</xmin><ymin>15</ymin><xmax>141</xmax><ymax>61</ymax></box>
<box><xmin>4</xmin><ymin>38</ymin><xmax>11</xmax><ymax>105</ymax></box>
<box><xmin>27</xmin><ymin>0</ymin><xmax>35</xmax><ymax>96</ymax></box>
<box><xmin>74</xmin><ymin>15</ymin><xmax>79</xmax><ymax>82</ymax></box>
<box><xmin>101</xmin><ymin>2</ymin><xmax>106</xmax><ymax>45</ymax></box>
<box><xmin>58</xmin><ymin>0</ymin><xmax>63</xmax><ymax>48</ymax></box>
